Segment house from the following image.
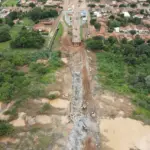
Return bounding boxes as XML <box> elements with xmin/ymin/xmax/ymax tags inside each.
<box><xmin>94</xmin><ymin>11</ymin><xmax>101</xmax><ymax>18</ymax></box>
<box><xmin>0</xmin><ymin>9</ymin><xmax>10</xmax><ymax>18</ymax></box>
<box><xmin>142</xmin><ymin>19</ymin><xmax>150</xmax><ymax>26</ymax></box>
<box><xmin>114</xmin><ymin>27</ymin><xmax>120</xmax><ymax>33</ymax></box>
<box><xmin>117</xmin><ymin>25</ymin><xmax>150</xmax><ymax>35</ymax></box>
<box><xmin>122</xmin><ymin>11</ymin><xmax>131</xmax><ymax>17</ymax></box>
<box><xmin>33</xmin><ymin>20</ymin><xmax>54</xmax><ymax>32</ymax></box>
<box><xmin>45</xmin><ymin>0</ymin><xmax>63</xmax><ymax>7</ymax></box>
<box><xmin>138</xmin><ymin>0</ymin><xmax>147</xmax><ymax>2</ymax></box>
<box><xmin>133</xmin><ymin>14</ymin><xmax>144</xmax><ymax>19</ymax></box>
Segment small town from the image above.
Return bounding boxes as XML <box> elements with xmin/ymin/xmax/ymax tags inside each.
<box><xmin>0</xmin><ymin>0</ymin><xmax>150</xmax><ymax>150</ymax></box>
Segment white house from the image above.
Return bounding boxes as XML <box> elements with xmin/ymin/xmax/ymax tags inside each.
<box><xmin>133</xmin><ymin>14</ymin><xmax>144</xmax><ymax>19</ymax></box>
<box><xmin>114</xmin><ymin>27</ymin><xmax>120</xmax><ymax>33</ymax></box>
<box><xmin>122</xmin><ymin>12</ymin><xmax>131</xmax><ymax>18</ymax></box>
<box><xmin>94</xmin><ymin>11</ymin><xmax>102</xmax><ymax>17</ymax></box>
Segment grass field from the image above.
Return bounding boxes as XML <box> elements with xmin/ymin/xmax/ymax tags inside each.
<box><xmin>96</xmin><ymin>51</ymin><xmax>150</xmax><ymax>123</ymax></box>
<box><xmin>52</xmin><ymin>22</ymin><xmax>64</xmax><ymax>50</ymax></box>
<box><xmin>55</xmin><ymin>23</ymin><xmax>64</xmax><ymax>41</ymax></box>
<box><xmin>0</xmin><ymin>19</ymin><xmax>35</xmax><ymax>51</ymax></box>
<box><xmin>96</xmin><ymin>52</ymin><xmax>130</xmax><ymax>94</ymax></box>
<box><xmin>0</xmin><ymin>25</ymin><xmax>22</xmax><ymax>51</ymax></box>
<box><xmin>22</xmin><ymin>18</ymin><xmax>35</xmax><ymax>27</ymax></box>
<box><xmin>2</xmin><ymin>0</ymin><xmax>18</xmax><ymax>6</ymax></box>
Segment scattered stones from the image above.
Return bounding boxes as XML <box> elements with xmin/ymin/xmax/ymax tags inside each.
<box><xmin>18</xmin><ymin>112</ymin><xmax>26</xmax><ymax>119</ymax></box>
<box><xmin>26</xmin><ymin>116</ymin><xmax>36</xmax><ymax>126</ymax></box>
<box><xmin>117</xmin><ymin>111</ymin><xmax>125</xmax><ymax>117</ymax></box>
<box><xmin>61</xmin><ymin>58</ymin><xmax>68</xmax><ymax>64</ymax></box>
<box><xmin>33</xmin><ymin>99</ymin><xmax>42</xmax><ymax>104</ymax></box>
<box><xmin>119</xmin><ymin>98</ymin><xmax>124</xmax><ymax>103</ymax></box>
<box><xmin>35</xmin><ymin>115</ymin><xmax>52</xmax><ymax>124</ymax></box>
<box><xmin>57</xmin><ymin>138</ymin><xmax>66</xmax><ymax>146</ymax></box>
<box><xmin>36</xmin><ymin>59</ymin><xmax>48</xmax><ymax>65</ymax></box>
<box><xmin>101</xmin><ymin>94</ymin><xmax>115</xmax><ymax>103</ymax></box>
<box><xmin>91</xmin><ymin>112</ymin><xmax>96</xmax><ymax>118</ymax></box>
<box><xmin>99</xmin><ymin>102</ymin><xmax>103</xmax><ymax>109</ymax></box>
<box><xmin>82</xmin><ymin>104</ymin><xmax>87</xmax><ymax>109</ymax></box>
<box><xmin>61</xmin><ymin>116</ymin><xmax>69</xmax><ymax>125</ymax></box>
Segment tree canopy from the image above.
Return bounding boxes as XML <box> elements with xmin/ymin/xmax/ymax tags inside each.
<box><xmin>11</xmin><ymin>27</ymin><xmax>45</xmax><ymax>48</ymax></box>
<box><xmin>28</xmin><ymin>7</ymin><xmax>58</xmax><ymax>22</ymax></box>
<box><xmin>0</xmin><ymin>25</ymin><xmax>11</xmax><ymax>42</ymax></box>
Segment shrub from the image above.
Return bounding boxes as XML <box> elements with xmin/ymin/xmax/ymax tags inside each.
<box><xmin>0</xmin><ymin>25</ymin><xmax>11</xmax><ymax>42</ymax></box>
<box><xmin>94</xmin><ymin>23</ymin><xmax>101</xmax><ymax>31</ymax></box>
<box><xmin>0</xmin><ymin>121</ymin><xmax>14</xmax><ymax>136</ymax></box>
<box><xmin>11</xmin><ymin>27</ymin><xmax>45</xmax><ymax>49</ymax></box>
<box><xmin>90</xmin><ymin>19</ymin><xmax>96</xmax><ymax>25</ymax></box>
<box><xmin>48</xmin><ymin>94</ymin><xmax>56</xmax><ymax>100</ymax></box>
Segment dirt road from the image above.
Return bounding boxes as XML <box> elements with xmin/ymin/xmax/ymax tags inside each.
<box><xmin>61</xmin><ymin>0</ymin><xmax>100</xmax><ymax>149</ymax></box>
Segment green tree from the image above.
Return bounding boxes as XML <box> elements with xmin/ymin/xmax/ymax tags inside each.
<box><xmin>145</xmin><ymin>75</ymin><xmax>150</xmax><ymax>89</ymax></box>
<box><xmin>130</xmin><ymin>3</ymin><xmax>137</xmax><ymax>8</ymax></box>
<box><xmin>86</xmin><ymin>39</ymin><xmax>104</xmax><ymax>50</ymax></box>
<box><xmin>130</xmin><ymin>30</ymin><xmax>136</xmax><ymax>35</ymax></box>
<box><xmin>122</xmin><ymin>44</ymin><xmax>135</xmax><ymax>56</ymax></box>
<box><xmin>90</xmin><ymin>19</ymin><xmax>96</xmax><ymax>25</ymax></box>
<box><xmin>88</xmin><ymin>4</ymin><xmax>96</xmax><ymax>8</ymax></box>
<box><xmin>134</xmin><ymin>36</ymin><xmax>145</xmax><ymax>46</ymax></box>
<box><xmin>108</xmin><ymin>19</ymin><xmax>121</xmax><ymax>28</ymax></box>
<box><xmin>5</xmin><ymin>17</ymin><xmax>14</xmax><ymax>26</ymax></box>
<box><xmin>29</xmin><ymin>2</ymin><xmax>36</xmax><ymax>7</ymax></box>
<box><xmin>94</xmin><ymin>23</ymin><xmax>101</xmax><ymax>31</ymax></box>
<box><xmin>0</xmin><ymin>121</ymin><xmax>14</xmax><ymax>136</ymax></box>
<box><xmin>108</xmin><ymin>36</ymin><xmax>117</xmax><ymax>45</ymax></box>
<box><xmin>28</xmin><ymin>7</ymin><xmax>42</xmax><ymax>21</ymax></box>
<box><xmin>140</xmin><ymin>9</ymin><xmax>144</xmax><ymax>14</ymax></box>
<box><xmin>0</xmin><ymin>18</ymin><xmax>3</xmax><ymax>24</ymax></box>
<box><xmin>136</xmin><ymin>44</ymin><xmax>150</xmax><ymax>57</ymax></box>
<box><xmin>0</xmin><ymin>82</ymin><xmax>14</xmax><ymax>101</ymax></box>
<box><xmin>0</xmin><ymin>25</ymin><xmax>11</xmax><ymax>42</ymax></box>
<box><xmin>11</xmin><ymin>27</ymin><xmax>45</xmax><ymax>48</ymax></box>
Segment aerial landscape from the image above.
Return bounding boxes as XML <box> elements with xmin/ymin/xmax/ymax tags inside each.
<box><xmin>0</xmin><ymin>0</ymin><xmax>150</xmax><ymax>149</ymax></box>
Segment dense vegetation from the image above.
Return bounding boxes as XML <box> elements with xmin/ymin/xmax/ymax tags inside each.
<box><xmin>28</xmin><ymin>7</ymin><xmax>58</xmax><ymax>22</ymax></box>
<box><xmin>0</xmin><ymin>6</ymin><xmax>62</xmax><ymax>137</ymax></box>
<box><xmin>11</xmin><ymin>27</ymin><xmax>45</xmax><ymax>48</ymax></box>
<box><xmin>4</xmin><ymin>8</ymin><xmax>58</xmax><ymax>27</ymax></box>
<box><xmin>108</xmin><ymin>14</ymin><xmax>142</xmax><ymax>32</ymax></box>
<box><xmin>0</xmin><ymin>25</ymin><xmax>11</xmax><ymax>42</ymax></box>
<box><xmin>0</xmin><ymin>50</ymin><xmax>62</xmax><ymax>102</ymax></box>
<box><xmin>0</xmin><ymin>121</ymin><xmax>14</xmax><ymax>136</ymax></box>
<box><xmin>90</xmin><ymin>18</ymin><xmax>101</xmax><ymax>31</ymax></box>
<box><xmin>86</xmin><ymin>36</ymin><xmax>150</xmax><ymax>123</ymax></box>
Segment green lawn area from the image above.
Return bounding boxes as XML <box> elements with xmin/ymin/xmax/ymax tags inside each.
<box><xmin>10</xmin><ymin>25</ymin><xmax>22</xmax><ymax>39</ymax></box>
<box><xmin>0</xmin><ymin>20</ymin><xmax>34</xmax><ymax>51</ymax></box>
<box><xmin>21</xmin><ymin>18</ymin><xmax>35</xmax><ymax>27</ymax></box>
<box><xmin>2</xmin><ymin>0</ymin><xmax>18</xmax><ymax>6</ymax></box>
<box><xmin>51</xmin><ymin>22</ymin><xmax>64</xmax><ymax>50</ymax></box>
<box><xmin>96</xmin><ymin>52</ymin><xmax>130</xmax><ymax>94</ymax></box>
<box><xmin>0</xmin><ymin>25</ymin><xmax>22</xmax><ymax>51</ymax></box>
<box><xmin>0</xmin><ymin>41</ymin><xmax>10</xmax><ymax>51</ymax></box>
<box><xmin>55</xmin><ymin>22</ymin><xmax>64</xmax><ymax>41</ymax></box>
<box><xmin>96</xmin><ymin>51</ymin><xmax>150</xmax><ymax>123</ymax></box>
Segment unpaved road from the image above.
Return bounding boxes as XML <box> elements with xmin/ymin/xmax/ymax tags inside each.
<box><xmin>61</xmin><ymin>0</ymin><xmax>100</xmax><ymax>149</ymax></box>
